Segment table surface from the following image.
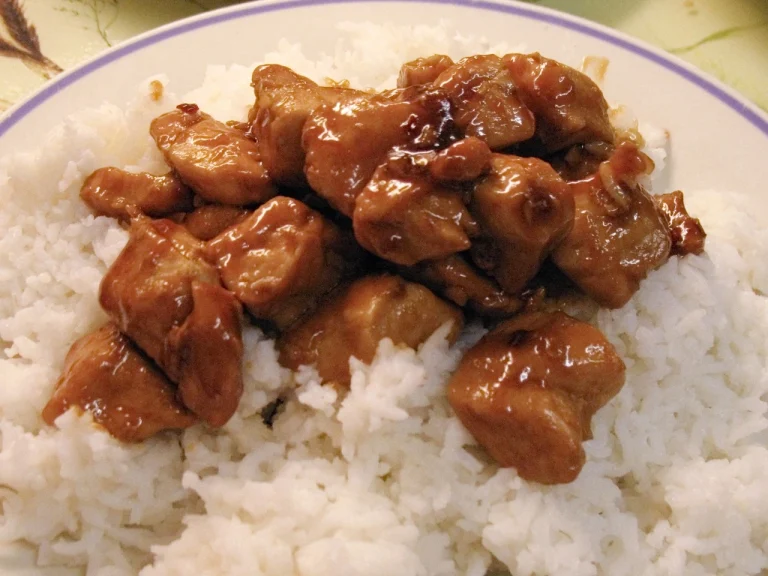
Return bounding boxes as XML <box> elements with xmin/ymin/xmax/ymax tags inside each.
<box><xmin>0</xmin><ymin>0</ymin><xmax>766</xmax><ymax>114</ymax></box>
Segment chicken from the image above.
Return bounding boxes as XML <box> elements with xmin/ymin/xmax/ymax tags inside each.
<box><xmin>434</xmin><ymin>54</ymin><xmax>535</xmax><ymax>150</ymax></box>
<box><xmin>249</xmin><ymin>65</ymin><xmax>365</xmax><ymax>188</ymax></box>
<box><xmin>470</xmin><ymin>154</ymin><xmax>575</xmax><ymax>294</ymax></box>
<box><xmin>400</xmin><ymin>254</ymin><xmax>522</xmax><ymax>318</ymax></box>
<box><xmin>303</xmin><ymin>84</ymin><xmax>456</xmax><ymax>216</ymax></box>
<box><xmin>42</xmin><ymin>324</ymin><xmax>198</xmax><ymax>442</ymax></box>
<box><xmin>80</xmin><ymin>167</ymin><xmax>194</xmax><ymax>220</ymax></box>
<box><xmin>398</xmin><ymin>54</ymin><xmax>454</xmax><ymax>87</ymax></box>
<box><xmin>447</xmin><ymin>311</ymin><xmax>625</xmax><ymax>484</ymax></box>
<box><xmin>503</xmin><ymin>52</ymin><xmax>614</xmax><ymax>154</ymax></box>
<box><xmin>151</xmin><ymin>104</ymin><xmax>276</xmax><ymax>206</ymax></box>
<box><xmin>551</xmin><ymin>142</ymin><xmax>671</xmax><ymax>308</ymax></box>
<box><xmin>278</xmin><ymin>274</ymin><xmax>463</xmax><ymax>386</ymax></box>
<box><xmin>208</xmin><ymin>196</ymin><xmax>363</xmax><ymax>330</ymax></box>
<box><xmin>353</xmin><ymin>141</ymin><xmax>488</xmax><ymax>266</ymax></box>
<box><xmin>654</xmin><ymin>191</ymin><xmax>706</xmax><ymax>256</ymax></box>
<box><xmin>179</xmin><ymin>204</ymin><xmax>251</xmax><ymax>241</ymax></box>
<box><xmin>99</xmin><ymin>216</ymin><xmax>244</xmax><ymax>427</ymax></box>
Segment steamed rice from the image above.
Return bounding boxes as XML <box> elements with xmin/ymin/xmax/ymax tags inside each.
<box><xmin>1</xmin><ymin>22</ymin><xmax>767</xmax><ymax>576</ymax></box>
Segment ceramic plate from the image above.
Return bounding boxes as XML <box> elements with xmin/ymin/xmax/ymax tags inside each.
<box><xmin>1</xmin><ymin>0</ymin><xmax>768</xmax><ymax>573</ymax></box>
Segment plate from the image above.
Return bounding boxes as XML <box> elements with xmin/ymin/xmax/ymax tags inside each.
<box><xmin>1</xmin><ymin>0</ymin><xmax>767</xmax><ymax>573</ymax></box>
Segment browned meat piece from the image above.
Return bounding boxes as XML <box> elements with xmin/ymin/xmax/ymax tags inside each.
<box><xmin>503</xmin><ymin>53</ymin><xmax>614</xmax><ymax>154</ymax></box>
<box><xmin>151</xmin><ymin>104</ymin><xmax>276</xmax><ymax>206</ymax></box>
<box><xmin>353</xmin><ymin>147</ymin><xmax>480</xmax><ymax>266</ymax></box>
<box><xmin>208</xmin><ymin>196</ymin><xmax>362</xmax><ymax>330</ymax></box>
<box><xmin>548</xmin><ymin>140</ymin><xmax>614</xmax><ymax>182</ymax></box>
<box><xmin>180</xmin><ymin>204</ymin><xmax>251</xmax><ymax>241</ymax></box>
<box><xmin>99</xmin><ymin>216</ymin><xmax>244</xmax><ymax>427</ymax></box>
<box><xmin>551</xmin><ymin>142</ymin><xmax>671</xmax><ymax>308</ymax></box>
<box><xmin>434</xmin><ymin>54</ymin><xmax>535</xmax><ymax>150</ymax></box>
<box><xmin>470</xmin><ymin>154</ymin><xmax>574</xmax><ymax>294</ymax></box>
<box><xmin>448</xmin><ymin>311</ymin><xmax>625</xmax><ymax>484</ymax></box>
<box><xmin>655</xmin><ymin>191</ymin><xmax>706</xmax><ymax>256</ymax></box>
<box><xmin>428</xmin><ymin>136</ymin><xmax>492</xmax><ymax>183</ymax></box>
<box><xmin>403</xmin><ymin>255</ymin><xmax>522</xmax><ymax>318</ymax></box>
<box><xmin>42</xmin><ymin>324</ymin><xmax>197</xmax><ymax>442</ymax></box>
<box><xmin>398</xmin><ymin>54</ymin><xmax>454</xmax><ymax>87</ymax></box>
<box><xmin>250</xmin><ymin>65</ymin><xmax>365</xmax><ymax>188</ymax></box>
<box><xmin>150</xmin><ymin>103</ymin><xmax>210</xmax><ymax>154</ymax></box>
<box><xmin>80</xmin><ymin>167</ymin><xmax>194</xmax><ymax>220</ymax></box>
<box><xmin>167</xmin><ymin>282</ymin><xmax>244</xmax><ymax>427</ymax></box>
<box><xmin>303</xmin><ymin>85</ymin><xmax>455</xmax><ymax>216</ymax></box>
<box><xmin>278</xmin><ymin>275</ymin><xmax>463</xmax><ymax>386</ymax></box>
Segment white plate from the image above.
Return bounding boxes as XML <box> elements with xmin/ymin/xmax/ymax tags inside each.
<box><xmin>1</xmin><ymin>1</ymin><xmax>767</xmax><ymax>573</ymax></box>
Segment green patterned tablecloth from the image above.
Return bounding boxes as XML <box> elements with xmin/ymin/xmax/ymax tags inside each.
<box><xmin>0</xmin><ymin>0</ymin><xmax>766</xmax><ymax>113</ymax></box>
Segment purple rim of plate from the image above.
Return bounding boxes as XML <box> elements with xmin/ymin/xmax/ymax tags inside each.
<box><xmin>1</xmin><ymin>0</ymin><xmax>767</xmax><ymax>140</ymax></box>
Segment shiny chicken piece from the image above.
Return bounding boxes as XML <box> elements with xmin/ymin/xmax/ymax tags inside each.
<box><xmin>655</xmin><ymin>191</ymin><xmax>706</xmax><ymax>256</ymax></box>
<box><xmin>398</xmin><ymin>54</ymin><xmax>455</xmax><ymax>87</ymax></box>
<box><xmin>42</xmin><ymin>324</ymin><xmax>198</xmax><ymax>442</ymax></box>
<box><xmin>151</xmin><ymin>104</ymin><xmax>276</xmax><ymax>206</ymax></box>
<box><xmin>434</xmin><ymin>54</ymin><xmax>535</xmax><ymax>150</ymax></box>
<box><xmin>208</xmin><ymin>196</ymin><xmax>363</xmax><ymax>330</ymax></box>
<box><xmin>303</xmin><ymin>84</ymin><xmax>455</xmax><ymax>216</ymax></box>
<box><xmin>504</xmin><ymin>52</ymin><xmax>614</xmax><ymax>154</ymax></box>
<box><xmin>250</xmin><ymin>64</ymin><xmax>365</xmax><ymax>188</ymax></box>
<box><xmin>470</xmin><ymin>154</ymin><xmax>575</xmax><ymax>294</ymax></box>
<box><xmin>99</xmin><ymin>216</ymin><xmax>244</xmax><ymax>427</ymax></box>
<box><xmin>179</xmin><ymin>204</ymin><xmax>251</xmax><ymax>241</ymax></box>
<box><xmin>448</xmin><ymin>311</ymin><xmax>625</xmax><ymax>484</ymax></box>
<box><xmin>353</xmin><ymin>141</ymin><xmax>488</xmax><ymax>266</ymax></box>
<box><xmin>552</xmin><ymin>142</ymin><xmax>671</xmax><ymax>308</ymax></box>
<box><xmin>400</xmin><ymin>254</ymin><xmax>522</xmax><ymax>318</ymax></box>
<box><xmin>80</xmin><ymin>167</ymin><xmax>194</xmax><ymax>220</ymax></box>
<box><xmin>278</xmin><ymin>274</ymin><xmax>463</xmax><ymax>386</ymax></box>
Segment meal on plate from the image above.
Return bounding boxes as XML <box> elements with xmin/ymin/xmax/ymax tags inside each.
<box><xmin>1</xmin><ymin>22</ymin><xmax>766</xmax><ymax>576</ymax></box>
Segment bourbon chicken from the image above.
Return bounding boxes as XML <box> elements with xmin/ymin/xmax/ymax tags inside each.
<box><xmin>46</xmin><ymin>52</ymin><xmax>705</xmax><ymax>487</ymax></box>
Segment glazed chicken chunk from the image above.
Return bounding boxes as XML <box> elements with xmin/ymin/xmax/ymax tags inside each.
<box><xmin>278</xmin><ymin>274</ymin><xmax>463</xmax><ymax>386</ymax></box>
<box><xmin>655</xmin><ymin>190</ymin><xmax>706</xmax><ymax>256</ymax></box>
<box><xmin>42</xmin><ymin>324</ymin><xmax>198</xmax><ymax>442</ymax></box>
<box><xmin>249</xmin><ymin>64</ymin><xmax>365</xmax><ymax>188</ymax></box>
<box><xmin>208</xmin><ymin>196</ymin><xmax>363</xmax><ymax>330</ymax></box>
<box><xmin>99</xmin><ymin>216</ymin><xmax>244</xmax><ymax>427</ymax></box>
<box><xmin>178</xmin><ymin>204</ymin><xmax>251</xmax><ymax>241</ymax></box>
<box><xmin>398</xmin><ymin>54</ymin><xmax>455</xmax><ymax>87</ymax></box>
<box><xmin>80</xmin><ymin>167</ymin><xmax>194</xmax><ymax>220</ymax></box>
<box><xmin>434</xmin><ymin>54</ymin><xmax>535</xmax><ymax>150</ymax></box>
<box><xmin>552</xmin><ymin>141</ymin><xmax>672</xmax><ymax>308</ymax></box>
<box><xmin>448</xmin><ymin>311</ymin><xmax>625</xmax><ymax>484</ymax></box>
<box><xmin>150</xmin><ymin>104</ymin><xmax>276</xmax><ymax>206</ymax></box>
<box><xmin>470</xmin><ymin>154</ymin><xmax>575</xmax><ymax>294</ymax></box>
<box><xmin>353</xmin><ymin>139</ymin><xmax>490</xmax><ymax>266</ymax></box>
<box><xmin>303</xmin><ymin>84</ymin><xmax>456</xmax><ymax>216</ymax></box>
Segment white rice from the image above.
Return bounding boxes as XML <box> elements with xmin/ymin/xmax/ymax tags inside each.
<box><xmin>1</xmin><ymin>21</ymin><xmax>767</xmax><ymax>576</ymax></box>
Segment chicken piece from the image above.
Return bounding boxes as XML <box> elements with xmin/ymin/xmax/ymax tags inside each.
<box><xmin>150</xmin><ymin>103</ymin><xmax>210</xmax><ymax>153</ymax></box>
<box><xmin>428</xmin><ymin>136</ymin><xmax>492</xmax><ymax>183</ymax></box>
<box><xmin>434</xmin><ymin>54</ymin><xmax>535</xmax><ymax>150</ymax></box>
<box><xmin>398</xmin><ymin>54</ymin><xmax>454</xmax><ymax>87</ymax></box>
<box><xmin>179</xmin><ymin>204</ymin><xmax>251</xmax><ymax>241</ymax></box>
<box><xmin>250</xmin><ymin>65</ymin><xmax>365</xmax><ymax>188</ymax></box>
<box><xmin>470</xmin><ymin>154</ymin><xmax>575</xmax><ymax>294</ymax></box>
<box><xmin>353</xmin><ymin>146</ymin><xmax>481</xmax><ymax>266</ymax></box>
<box><xmin>448</xmin><ymin>311</ymin><xmax>625</xmax><ymax>484</ymax></box>
<box><xmin>99</xmin><ymin>216</ymin><xmax>244</xmax><ymax>427</ymax></box>
<box><xmin>655</xmin><ymin>191</ymin><xmax>706</xmax><ymax>256</ymax></box>
<box><xmin>80</xmin><ymin>167</ymin><xmax>194</xmax><ymax>220</ymax></box>
<box><xmin>303</xmin><ymin>85</ymin><xmax>455</xmax><ymax>216</ymax></box>
<box><xmin>151</xmin><ymin>105</ymin><xmax>276</xmax><ymax>206</ymax></box>
<box><xmin>208</xmin><ymin>196</ymin><xmax>363</xmax><ymax>331</ymax></box>
<box><xmin>402</xmin><ymin>255</ymin><xmax>522</xmax><ymax>318</ymax></box>
<box><xmin>278</xmin><ymin>274</ymin><xmax>463</xmax><ymax>386</ymax></box>
<box><xmin>42</xmin><ymin>324</ymin><xmax>197</xmax><ymax>442</ymax></box>
<box><xmin>551</xmin><ymin>142</ymin><xmax>671</xmax><ymax>308</ymax></box>
<box><xmin>503</xmin><ymin>53</ymin><xmax>614</xmax><ymax>154</ymax></box>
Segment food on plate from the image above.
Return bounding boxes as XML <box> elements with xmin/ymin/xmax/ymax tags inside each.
<box><xmin>2</xmin><ymin>22</ymin><xmax>765</xmax><ymax>576</ymax></box>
